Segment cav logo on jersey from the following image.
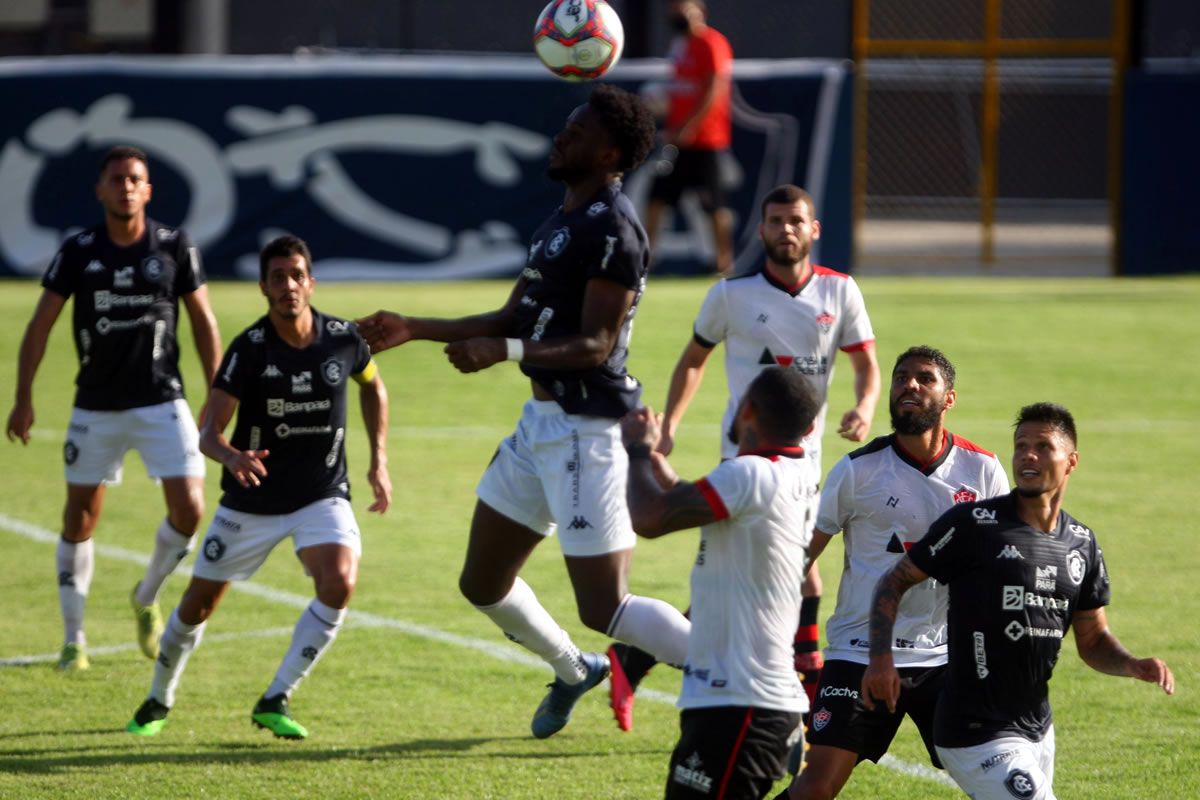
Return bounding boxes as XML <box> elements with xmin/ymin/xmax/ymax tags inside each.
<box><xmin>545</xmin><ymin>227</ymin><xmax>571</xmax><ymax>259</ymax></box>
<box><xmin>325</xmin><ymin>319</ymin><xmax>349</xmax><ymax>335</ymax></box>
<box><xmin>1066</xmin><ymin>550</ymin><xmax>1086</xmax><ymax>585</ymax></box>
<box><xmin>321</xmin><ymin>358</ymin><xmax>344</xmax><ymax>386</ymax></box>
<box><xmin>973</xmin><ymin>507</ymin><xmax>998</xmax><ymax>523</ymax></box>
<box><xmin>142</xmin><ymin>255</ymin><xmax>164</xmax><ymax>281</ymax></box>
<box><xmin>816</xmin><ymin>311</ymin><xmax>835</xmax><ymax>333</ymax></box>
<box><xmin>247</xmin><ymin>327</ymin><xmax>265</xmax><ymax>344</ymax></box>
<box><xmin>953</xmin><ymin>487</ymin><xmax>977</xmax><ymax>503</ymax></box>
<box><xmin>586</xmin><ymin>201</ymin><xmax>608</xmax><ymax>216</ymax></box>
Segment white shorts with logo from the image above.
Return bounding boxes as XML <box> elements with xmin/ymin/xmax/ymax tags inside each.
<box><xmin>475</xmin><ymin>398</ymin><xmax>636</xmax><ymax>558</ymax></box>
<box><xmin>936</xmin><ymin>726</ymin><xmax>1056</xmax><ymax>800</ymax></box>
<box><xmin>193</xmin><ymin>497</ymin><xmax>362</xmax><ymax>583</ymax></box>
<box><xmin>63</xmin><ymin>399</ymin><xmax>205</xmax><ymax>485</ymax></box>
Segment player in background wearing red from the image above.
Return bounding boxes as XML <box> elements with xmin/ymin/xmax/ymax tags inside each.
<box><xmin>645</xmin><ymin>0</ymin><xmax>736</xmax><ymax>276</ymax></box>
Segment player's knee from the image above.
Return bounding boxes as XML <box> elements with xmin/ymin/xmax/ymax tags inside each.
<box><xmin>316</xmin><ymin>572</ymin><xmax>355</xmax><ymax>609</ymax></box>
<box><xmin>62</xmin><ymin>502</ymin><xmax>100</xmax><ymax>539</ymax></box>
<box><xmin>169</xmin><ymin>492</ymin><xmax>205</xmax><ymax>533</ymax></box>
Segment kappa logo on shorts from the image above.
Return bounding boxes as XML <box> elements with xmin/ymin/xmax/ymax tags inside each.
<box><xmin>567</xmin><ymin>516</ymin><xmax>592</xmax><ymax>530</ymax></box>
<box><xmin>63</xmin><ymin>440</ymin><xmax>79</xmax><ymax>465</ymax></box>
<box><xmin>202</xmin><ymin>535</ymin><xmax>226</xmax><ymax>562</ymax></box>
<box><xmin>812</xmin><ymin>708</ymin><xmax>832</xmax><ymax>731</ymax></box>
<box><xmin>1004</xmin><ymin>768</ymin><xmax>1037</xmax><ymax>798</ymax></box>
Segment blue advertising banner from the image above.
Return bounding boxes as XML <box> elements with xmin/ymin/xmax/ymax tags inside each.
<box><xmin>0</xmin><ymin>56</ymin><xmax>851</xmax><ymax>280</ymax></box>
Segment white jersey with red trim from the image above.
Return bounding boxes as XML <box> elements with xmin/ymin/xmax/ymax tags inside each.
<box><xmin>817</xmin><ymin>432</ymin><xmax>1010</xmax><ymax>667</ymax></box>
<box><xmin>693</xmin><ymin>266</ymin><xmax>874</xmax><ymax>467</ymax></box>
<box><xmin>680</xmin><ymin>448</ymin><xmax>812</xmax><ymax>713</ymax></box>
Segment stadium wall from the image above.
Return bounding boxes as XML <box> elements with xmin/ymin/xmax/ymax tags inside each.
<box><xmin>0</xmin><ymin>56</ymin><xmax>852</xmax><ymax>280</ymax></box>
<box><xmin>1120</xmin><ymin>69</ymin><xmax>1200</xmax><ymax>275</ymax></box>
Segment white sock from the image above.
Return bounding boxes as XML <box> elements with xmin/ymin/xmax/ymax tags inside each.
<box><xmin>474</xmin><ymin>577</ymin><xmax>587</xmax><ymax>684</ymax></box>
<box><xmin>136</xmin><ymin>519</ymin><xmax>195</xmax><ymax>606</ymax></box>
<box><xmin>264</xmin><ymin>599</ymin><xmax>346</xmax><ymax>700</ymax></box>
<box><xmin>151</xmin><ymin>608</ymin><xmax>206</xmax><ymax>708</ymax></box>
<box><xmin>56</xmin><ymin>538</ymin><xmax>94</xmax><ymax>647</ymax></box>
<box><xmin>607</xmin><ymin>594</ymin><xmax>691</xmax><ymax>667</ymax></box>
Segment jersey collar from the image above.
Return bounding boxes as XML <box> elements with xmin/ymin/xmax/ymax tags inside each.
<box><xmin>741</xmin><ymin>445</ymin><xmax>806</xmax><ymax>461</ymax></box>
<box><xmin>760</xmin><ymin>264</ymin><xmax>815</xmax><ymax>297</ymax></box>
<box><xmin>890</xmin><ymin>430</ymin><xmax>952</xmax><ymax>476</ymax></box>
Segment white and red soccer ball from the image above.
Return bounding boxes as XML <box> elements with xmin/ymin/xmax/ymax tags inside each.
<box><xmin>534</xmin><ymin>0</ymin><xmax>625</xmax><ymax>82</ymax></box>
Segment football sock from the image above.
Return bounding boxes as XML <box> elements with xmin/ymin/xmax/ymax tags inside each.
<box><xmin>606</xmin><ymin>594</ymin><xmax>690</xmax><ymax>668</ymax></box>
<box><xmin>151</xmin><ymin>609</ymin><xmax>206</xmax><ymax>707</ymax></box>
<box><xmin>264</xmin><ymin>599</ymin><xmax>346</xmax><ymax>699</ymax></box>
<box><xmin>795</xmin><ymin>595</ymin><xmax>822</xmax><ymax>707</ymax></box>
<box><xmin>474</xmin><ymin>577</ymin><xmax>588</xmax><ymax>684</ymax></box>
<box><xmin>56</xmin><ymin>537</ymin><xmax>94</xmax><ymax>647</ymax></box>
<box><xmin>136</xmin><ymin>519</ymin><xmax>195</xmax><ymax>606</ymax></box>
<box><xmin>615</xmin><ymin>644</ymin><xmax>660</xmax><ymax>690</ymax></box>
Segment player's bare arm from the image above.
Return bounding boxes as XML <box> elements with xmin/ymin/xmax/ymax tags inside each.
<box><xmin>182</xmin><ymin>285</ymin><xmax>222</xmax><ymax>421</ymax></box>
<box><xmin>807</xmin><ymin>529</ymin><xmax>834</xmax><ymax>565</ymax></box>
<box><xmin>862</xmin><ymin>555</ymin><xmax>928</xmax><ymax>712</ymax></box>
<box><xmin>622</xmin><ymin>404</ymin><xmax>718</xmax><ymax>537</ymax></box>
<box><xmin>356</xmin><ymin>276</ymin><xmax>529</xmax><ymax>354</ymax></box>
<box><xmin>657</xmin><ymin>338</ymin><xmax>715</xmax><ymax>456</ymax></box>
<box><xmin>1073</xmin><ymin>606</ymin><xmax>1175</xmax><ymax>694</ymax></box>
<box><xmin>6</xmin><ymin>289</ymin><xmax>68</xmax><ymax>444</ymax></box>
<box><xmin>838</xmin><ymin>345</ymin><xmax>880</xmax><ymax>442</ymax></box>
<box><xmin>199</xmin><ymin>388</ymin><xmax>269</xmax><ymax>488</ymax></box>
<box><xmin>357</xmin><ymin>370</ymin><xmax>391</xmax><ymax>513</ymax></box>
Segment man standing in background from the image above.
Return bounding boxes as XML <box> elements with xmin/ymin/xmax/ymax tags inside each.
<box><xmin>645</xmin><ymin>0</ymin><xmax>735</xmax><ymax>276</ymax></box>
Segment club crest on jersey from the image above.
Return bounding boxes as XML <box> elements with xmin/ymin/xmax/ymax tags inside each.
<box><xmin>1004</xmin><ymin>769</ymin><xmax>1037</xmax><ymax>798</ymax></box>
<box><xmin>587</xmin><ymin>201</ymin><xmax>608</xmax><ymax>216</ymax></box>
<box><xmin>1066</xmin><ymin>550</ymin><xmax>1086</xmax><ymax>585</ymax></box>
<box><xmin>812</xmin><ymin>708</ymin><xmax>832</xmax><ymax>731</ymax></box>
<box><xmin>816</xmin><ymin>311</ymin><xmax>835</xmax><ymax>333</ymax></box>
<box><xmin>322</xmin><ymin>357</ymin><xmax>344</xmax><ymax>386</ymax></box>
<box><xmin>142</xmin><ymin>255</ymin><xmax>164</xmax><ymax>281</ymax></box>
<box><xmin>953</xmin><ymin>487</ymin><xmax>977</xmax><ymax>503</ymax></box>
<box><xmin>545</xmin><ymin>227</ymin><xmax>570</xmax><ymax>259</ymax></box>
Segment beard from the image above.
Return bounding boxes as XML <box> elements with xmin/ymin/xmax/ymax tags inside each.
<box><xmin>890</xmin><ymin>396</ymin><xmax>943</xmax><ymax>435</ymax></box>
<box><xmin>762</xmin><ymin>239</ymin><xmax>809</xmax><ymax>268</ymax></box>
<box><xmin>726</xmin><ymin>417</ymin><xmax>739</xmax><ymax>447</ymax></box>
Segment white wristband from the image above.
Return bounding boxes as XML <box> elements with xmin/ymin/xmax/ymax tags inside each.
<box><xmin>505</xmin><ymin>338</ymin><xmax>524</xmax><ymax>362</ymax></box>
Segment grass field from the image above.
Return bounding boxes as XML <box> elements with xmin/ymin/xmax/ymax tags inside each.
<box><xmin>1</xmin><ymin>275</ymin><xmax>1197</xmax><ymax>800</ymax></box>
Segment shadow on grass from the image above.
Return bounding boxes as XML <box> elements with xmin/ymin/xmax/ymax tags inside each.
<box><xmin>0</xmin><ymin>735</ymin><xmax>673</xmax><ymax>773</ymax></box>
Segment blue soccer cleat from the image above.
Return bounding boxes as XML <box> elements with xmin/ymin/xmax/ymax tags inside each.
<box><xmin>531</xmin><ymin>651</ymin><xmax>610</xmax><ymax>739</ymax></box>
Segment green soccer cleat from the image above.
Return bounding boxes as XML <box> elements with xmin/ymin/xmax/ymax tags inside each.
<box><xmin>252</xmin><ymin>694</ymin><xmax>309</xmax><ymax>740</ymax></box>
<box><xmin>126</xmin><ymin>698</ymin><xmax>170</xmax><ymax>736</ymax></box>
<box><xmin>130</xmin><ymin>583</ymin><xmax>164</xmax><ymax>660</ymax></box>
<box><xmin>56</xmin><ymin>642</ymin><xmax>89</xmax><ymax>671</ymax></box>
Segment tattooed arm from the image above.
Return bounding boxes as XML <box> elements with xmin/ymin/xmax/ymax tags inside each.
<box><xmin>626</xmin><ymin>455</ymin><xmax>718</xmax><ymax>538</ymax></box>
<box><xmin>861</xmin><ymin>555</ymin><xmax>930</xmax><ymax>713</ymax></box>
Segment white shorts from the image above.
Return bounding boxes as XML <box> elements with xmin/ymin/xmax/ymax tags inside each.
<box><xmin>64</xmin><ymin>399</ymin><xmax>205</xmax><ymax>485</ymax></box>
<box><xmin>475</xmin><ymin>398</ymin><xmax>636</xmax><ymax>558</ymax></box>
<box><xmin>936</xmin><ymin>726</ymin><xmax>1057</xmax><ymax>800</ymax></box>
<box><xmin>192</xmin><ymin>497</ymin><xmax>362</xmax><ymax>583</ymax></box>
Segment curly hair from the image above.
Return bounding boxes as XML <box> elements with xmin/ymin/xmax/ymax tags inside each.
<box><xmin>745</xmin><ymin>366</ymin><xmax>821</xmax><ymax>445</ymax></box>
<box><xmin>588</xmin><ymin>83</ymin><xmax>657</xmax><ymax>173</ymax></box>
<box><xmin>259</xmin><ymin>234</ymin><xmax>313</xmax><ymax>282</ymax></box>
<box><xmin>893</xmin><ymin>345</ymin><xmax>957</xmax><ymax>390</ymax></box>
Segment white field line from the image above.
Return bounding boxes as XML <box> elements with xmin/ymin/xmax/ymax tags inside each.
<box><xmin>0</xmin><ymin>511</ymin><xmax>954</xmax><ymax>790</ymax></box>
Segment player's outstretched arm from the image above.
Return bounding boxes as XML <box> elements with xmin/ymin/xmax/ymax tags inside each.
<box><xmin>1072</xmin><ymin>607</ymin><xmax>1175</xmax><ymax>695</ymax></box>
<box><xmin>862</xmin><ymin>555</ymin><xmax>929</xmax><ymax>712</ymax></box>
<box><xmin>357</xmin><ymin>278</ymin><xmax>529</xmax><ymax>354</ymax></box>
<box><xmin>657</xmin><ymin>338</ymin><xmax>715</xmax><ymax>456</ymax></box>
<box><xmin>7</xmin><ymin>289</ymin><xmax>68</xmax><ymax>445</ymax></box>
<box><xmin>622</xmin><ymin>405</ymin><xmax>717</xmax><ymax>538</ymax></box>
<box><xmin>358</xmin><ymin>371</ymin><xmax>391</xmax><ymax>514</ymax></box>
<box><xmin>838</xmin><ymin>345</ymin><xmax>880</xmax><ymax>442</ymax></box>
<box><xmin>199</xmin><ymin>388</ymin><xmax>269</xmax><ymax>488</ymax></box>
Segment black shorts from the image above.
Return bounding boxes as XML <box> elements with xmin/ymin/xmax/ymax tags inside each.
<box><xmin>649</xmin><ymin>147</ymin><xmax>725</xmax><ymax>212</ymax></box>
<box><xmin>666</xmin><ymin>705</ymin><xmax>802</xmax><ymax>800</ymax></box>
<box><xmin>806</xmin><ymin>659</ymin><xmax>944</xmax><ymax>768</ymax></box>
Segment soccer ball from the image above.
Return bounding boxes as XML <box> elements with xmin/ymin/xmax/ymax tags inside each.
<box><xmin>533</xmin><ymin>0</ymin><xmax>625</xmax><ymax>82</ymax></box>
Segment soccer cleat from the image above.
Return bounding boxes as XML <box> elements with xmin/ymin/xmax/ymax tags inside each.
<box><xmin>56</xmin><ymin>643</ymin><xmax>89</xmax><ymax>670</ymax></box>
<box><xmin>531</xmin><ymin>651</ymin><xmax>609</xmax><ymax>739</ymax></box>
<box><xmin>607</xmin><ymin>643</ymin><xmax>636</xmax><ymax>732</ymax></box>
<box><xmin>252</xmin><ymin>694</ymin><xmax>309</xmax><ymax>740</ymax></box>
<box><xmin>126</xmin><ymin>697</ymin><xmax>170</xmax><ymax>736</ymax></box>
<box><xmin>131</xmin><ymin>583</ymin><xmax>164</xmax><ymax>660</ymax></box>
